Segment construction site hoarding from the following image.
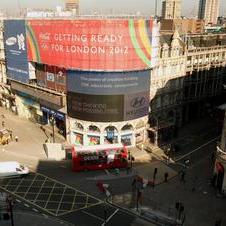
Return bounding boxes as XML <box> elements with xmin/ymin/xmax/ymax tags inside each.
<box><xmin>26</xmin><ymin>19</ymin><xmax>153</xmax><ymax>71</ymax></box>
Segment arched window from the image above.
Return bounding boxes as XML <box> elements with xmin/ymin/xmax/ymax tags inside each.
<box><xmin>88</xmin><ymin>125</ymin><xmax>100</xmax><ymax>133</ymax></box>
<box><xmin>104</xmin><ymin>126</ymin><xmax>118</xmax><ymax>144</ymax></box>
<box><xmin>121</xmin><ymin>124</ymin><xmax>133</xmax><ymax>132</ymax></box>
<box><xmin>74</xmin><ymin>122</ymin><xmax>84</xmax><ymax>131</ymax></box>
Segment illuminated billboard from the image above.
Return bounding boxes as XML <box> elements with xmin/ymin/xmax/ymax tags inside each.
<box><xmin>67</xmin><ymin>91</ymin><xmax>149</xmax><ymax>122</ymax></box>
<box><xmin>26</xmin><ymin>19</ymin><xmax>153</xmax><ymax>71</ymax></box>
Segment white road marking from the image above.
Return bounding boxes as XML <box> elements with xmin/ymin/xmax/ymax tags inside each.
<box><xmin>82</xmin><ymin>210</ymin><xmax>104</xmax><ymax>221</ymax></box>
<box><xmin>175</xmin><ymin>136</ymin><xmax>219</xmax><ymax>162</ymax></box>
<box><xmin>101</xmin><ymin>209</ymin><xmax>119</xmax><ymax>226</ymax></box>
<box><xmin>32</xmin><ymin>208</ymin><xmax>38</xmax><ymax>212</ymax></box>
<box><xmin>24</xmin><ymin>203</ymin><xmax>29</xmax><ymax>207</ymax></box>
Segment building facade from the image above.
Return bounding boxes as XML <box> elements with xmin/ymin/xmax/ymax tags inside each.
<box><xmin>148</xmin><ymin>31</ymin><xmax>226</xmax><ymax>146</ymax></box>
<box><xmin>2</xmin><ymin>18</ymin><xmax>156</xmax><ymax>147</ymax></box>
<box><xmin>215</xmin><ymin>108</ymin><xmax>226</xmax><ymax>194</ymax></box>
<box><xmin>161</xmin><ymin>0</ymin><xmax>181</xmax><ymax>19</ymax></box>
<box><xmin>160</xmin><ymin>19</ymin><xmax>205</xmax><ymax>34</ymax></box>
<box><xmin>1</xmin><ymin>17</ymin><xmax>226</xmax><ymax>149</ymax></box>
<box><xmin>0</xmin><ymin>19</ymin><xmax>13</xmax><ymax>111</ymax></box>
<box><xmin>198</xmin><ymin>0</ymin><xmax>220</xmax><ymax>25</ymax></box>
<box><xmin>149</xmin><ymin>30</ymin><xmax>186</xmax><ymax>145</ymax></box>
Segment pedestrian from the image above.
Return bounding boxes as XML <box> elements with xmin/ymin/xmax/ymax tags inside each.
<box><xmin>152</xmin><ymin>180</ymin><xmax>155</xmax><ymax>190</ymax></box>
<box><xmin>10</xmin><ymin>132</ymin><xmax>13</xmax><ymax>140</ymax></box>
<box><xmin>2</xmin><ymin>121</ymin><xmax>5</xmax><ymax>127</ymax></box>
<box><xmin>215</xmin><ymin>219</ymin><xmax>222</xmax><ymax>226</ymax></box>
<box><xmin>164</xmin><ymin>172</ymin><xmax>169</xmax><ymax>182</ymax></box>
<box><xmin>15</xmin><ymin>136</ymin><xmax>18</xmax><ymax>142</ymax></box>
<box><xmin>191</xmin><ymin>176</ymin><xmax>198</xmax><ymax>192</ymax></box>
<box><xmin>211</xmin><ymin>152</ymin><xmax>215</xmax><ymax>165</ymax></box>
<box><xmin>180</xmin><ymin>171</ymin><xmax>186</xmax><ymax>183</ymax></box>
<box><xmin>153</xmin><ymin>167</ymin><xmax>158</xmax><ymax>181</ymax></box>
<box><xmin>126</xmin><ymin>165</ymin><xmax>130</xmax><ymax>174</ymax></box>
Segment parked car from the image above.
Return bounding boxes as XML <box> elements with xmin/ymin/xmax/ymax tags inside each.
<box><xmin>0</xmin><ymin>161</ymin><xmax>29</xmax><ymax>178</ymax></box>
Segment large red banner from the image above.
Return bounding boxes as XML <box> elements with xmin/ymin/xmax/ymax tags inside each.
<box><xmin>26</xmin><ymin>19</ymin><xmax>153</xmax><ymax>71</ymax></box>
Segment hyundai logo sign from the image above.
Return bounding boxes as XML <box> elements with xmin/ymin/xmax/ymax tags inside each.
<box><xmin>130</xmin><ymin>97</ymin><xmax>147</xmax><ymax>108</ymax></box>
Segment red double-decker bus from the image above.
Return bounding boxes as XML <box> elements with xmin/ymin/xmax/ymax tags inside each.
<box><xmin>72</xmin><ymin>144</ymin><xmax>128</xmax><ymax>172</ymax></box>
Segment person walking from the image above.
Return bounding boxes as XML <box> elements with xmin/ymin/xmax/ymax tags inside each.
<box><xmin>180</xmin><ymin>171</ymin><xmax>186</xmax><ymax>183</ymax></box>
<box><xmin>191</xmin><ymin>176</ymin><xmax>198</xmax><ymax>192</ymax></box>
<box><xmin>15</xmin><ymin>136</ymin><xmax>18</xmax><ymax>142</ymax></box>
<box><xmin>153</xmin><ymin>167</ymin><xmax>158</xmax><ymax>181</ymax></box>
<box><xmin>164</xmin><ymin>172</ymin><xmax>169</xmax><ymax>182</ymax></box>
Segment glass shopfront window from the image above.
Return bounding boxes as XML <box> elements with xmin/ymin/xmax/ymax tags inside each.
<box><xmin>74</xmin><ymin>133</ymin><xmax>83</xmax><ymax>145</ymax></box>
<box><xmin>88</xmin><ymin>135</ymin><xmax>100</xmax><ymax>145</ymax></box>
<box><xmin>121</xmin><ymin>134</ymin><xmax>132</xmax><ymax>146</ymax></box>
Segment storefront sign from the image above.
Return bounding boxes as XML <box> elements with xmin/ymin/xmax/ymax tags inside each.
<box><xmin>4</xmin><ymin>20</ymin><xmax>29</xmax><ymax>83</ymax></box>
<box><xmin>26</xmin><ymin>19</ymin><xmax>153</xmax><ymax>71</ymax></box>
<box><xmin>41</xmin><ymin>106</ymin><xmax>65</xmax><ymax>120</ymax></box>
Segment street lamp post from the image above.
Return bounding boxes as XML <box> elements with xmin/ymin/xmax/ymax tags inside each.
<box><xmin>50</xmin><ymin>115</ymin><xmax>56</xmax><ymax>143</ymax></box>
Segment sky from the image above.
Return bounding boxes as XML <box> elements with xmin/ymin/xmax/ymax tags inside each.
<box><xmin>0</xmin><ymin>0</ymin><xmax>225</xmax><ymax>17</ymax></box>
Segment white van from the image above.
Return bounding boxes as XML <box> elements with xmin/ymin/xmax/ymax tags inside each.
<box><xmin>0</xmin><ymin>162</ymin><xmax>29</xmax><ymax>178</ymax></box>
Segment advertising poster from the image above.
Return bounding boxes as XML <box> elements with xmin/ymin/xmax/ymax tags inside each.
<box><xmin>67</xmin><ymin>70</ymin><xmax>150</xmax><ymax>95</ymax></box>
<box><xmin>4</xmin><ymin>20</ymin><xmax>29</xmax><ymax>83</ymax></box>
<box><xmin>26</xmin><ymin>19</ymin><xmax>153</xmax><ymax>71</ymax></box>
<box><xmin>67</xmin><ymin>92</ymin><xmax>124</xmax><ymax>122</ymax></box>
<box><xmin>67</xmin><ymin>91</ymin><xmax>149</xmax><ymax>122</ymax></box>
<box><xmin>124</xmin><ymin>91</ymin><xmax>149</xmax><ymax>121</ymax></box>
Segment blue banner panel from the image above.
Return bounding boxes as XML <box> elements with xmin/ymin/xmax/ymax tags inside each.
<box><xmin>67</xmin><ymin>70</ymin><xmax>150</xmax><ymax>95</ymax></box>
<box><xmin>4</xmin><ymin>20</ymin><xmax>29</xmax><ymax>83</ymax></box>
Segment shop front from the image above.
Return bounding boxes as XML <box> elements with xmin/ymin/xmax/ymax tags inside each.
<box><xmin>104</xmin><ymin>126</ymin><xmax>118</xmax><ymax>144</ymax></box>
<box><xmin>74</xmin><ymin>132</ymin><xmax>83</xmax><ymax>146</ymax></box>
<box><xmin>16</xmin><ymin>93</ymin><xmax>42</xmax><ymax>123</ymax></box>
<box><xmin>41</xmin><ymin>106</ymin><xmax>66</xmax><ymax>136</ymax></box>
<box><xmin>121</xmin><ymin>134</ymin><xmax>133</xmax><ymax>146</ymax></box>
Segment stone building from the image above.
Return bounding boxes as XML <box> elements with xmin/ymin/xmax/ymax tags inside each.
<box><xmin>198</xmin><ymin>0</ymin><xmax>220</xmax><ymax>25</ymax></box>
<box><xmin>149</xmin><ymin>30</ymin><xmax>186</xmax><ymax>145</ymax></box>
<box><xmin>161</xmin><ymin>0</ymin><xmax>181</xmax><ymax>19</ymax></box>
<box><xmin>0</xmin><ymin>19</ymin><xmax>13</xmax><ymax>111</ymax></box>
<box><xmin>214</xmin><ymin>107</ymin><xmax>226</xmax><ymax>194</ymax></box>
<box><xmin>148</xmin><ymin>31</ymin><xmax>226</xmax><ymax>146</ymax></box>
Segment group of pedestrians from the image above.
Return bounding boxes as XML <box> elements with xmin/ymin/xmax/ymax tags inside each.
<box><xmin>1</xmin><ymin>114</ymin><xmax>19</xmax><ymax>143</ymax></box>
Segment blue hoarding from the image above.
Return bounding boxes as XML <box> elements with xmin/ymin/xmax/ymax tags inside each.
<box><xmin>4</xmin><ymin>20</ymin><xmax>29</xmax><ymax>83</ymax></box>
<box><xmin>67</xmin><ymin>70</ymin><xmax>150</xmax><ymax>95</ymax></box>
